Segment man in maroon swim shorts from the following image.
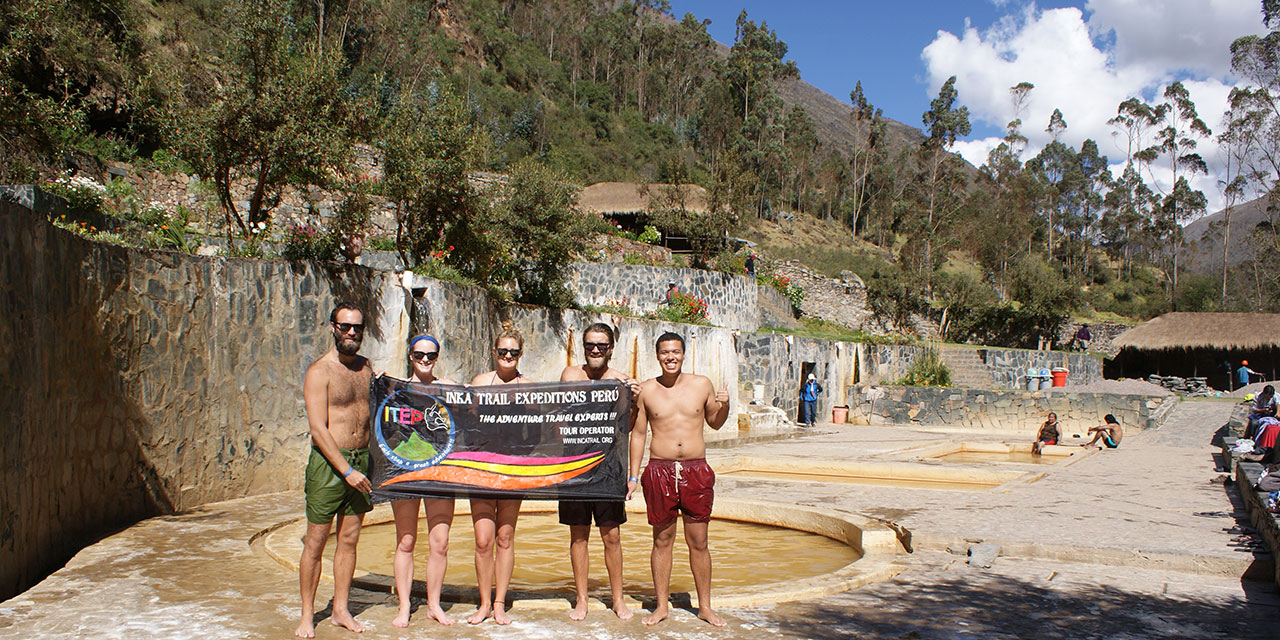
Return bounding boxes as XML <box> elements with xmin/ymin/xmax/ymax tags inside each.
<box><xmin>641</xmin><ymin>458</ymin><xmax>715</xmax><ymax>527</ymax></box>
<box><xmin>627</xmin><ymin>332</ymin><xmax>730</xmax><ymax>628</ymax></box>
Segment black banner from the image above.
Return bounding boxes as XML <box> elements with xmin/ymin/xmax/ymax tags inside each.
<box><xmin>369</xmin><ymin>376</ymin><xmax>631</xmax><ymax>501</ymax></box>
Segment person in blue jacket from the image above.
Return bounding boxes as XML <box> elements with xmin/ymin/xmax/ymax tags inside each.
<box><xmin>800</xmin><ymin>373</ymin><xmax>823</xmax><ymax>427</ymax></box>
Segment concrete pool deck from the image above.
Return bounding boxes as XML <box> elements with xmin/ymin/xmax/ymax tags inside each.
<box><xmin>1</xmin><ymin>399</ymin><xmax>1277</xmax><ymax>638</ymax></box>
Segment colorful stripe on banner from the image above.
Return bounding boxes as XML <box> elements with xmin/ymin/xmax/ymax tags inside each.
<box><xmin>381</xmin><ymin>453</ymin><xmax>605</xmax><ymax>490</ymax></box>
<box><xmin>444</xmin><ymin>451</ymin><xmax>601</xmax><ymax>465</ymax></box>
<box><xmin>439</xmin><ymin>452</ymin><xmax>604</xmax><ymax>477</ymax></box>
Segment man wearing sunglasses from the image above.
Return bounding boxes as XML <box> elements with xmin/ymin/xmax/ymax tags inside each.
<box><xmin>296</xmin><ymin>303</ymin><xmax>374</xmax><ymax>638</ymax></box>
<box><xmin>559</xmin><ymin>323</ymin><xmax>640</xmax><ymax>621</ymax></box>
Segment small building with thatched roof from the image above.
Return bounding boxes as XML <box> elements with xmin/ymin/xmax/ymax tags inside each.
<box><xmin>578</xmin><ymin>181</ymin><xmax>712</xmax><ymax>217</ymax></box>
<box><xmin>579</xmin><ymin>181</ymin><xmax>719</xmax><ymax>253</ymax></box>
<box><xmin>1107</xmin><ymin>312</ymin><xmax>1280</xmax><ymax>390</ymax></box>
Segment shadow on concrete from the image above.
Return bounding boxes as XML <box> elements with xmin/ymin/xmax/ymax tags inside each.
<box><xmin>774</xmin><ymin>570</ymin><xmax>1280</xmax><ymax>639</ymax></box>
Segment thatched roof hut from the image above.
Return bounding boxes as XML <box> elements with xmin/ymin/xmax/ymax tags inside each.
<box><xmin>1112</xmin><ymin>312</ymin><xmax>1280</xmax><ymax>351</ymax></box>
<box><xmin>578</xmin><ymin>181</ymin><xmax>712</xmax><ymax>216</ymax></box>
<box><xmin>1107</xmin><ymin>312</ymin><xmax>1280</xmax><ymax>390</ymax></box>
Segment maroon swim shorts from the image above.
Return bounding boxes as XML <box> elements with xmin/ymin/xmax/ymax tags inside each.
<box><xmin>641</xmin><ymin>458</ymin><xmax>715</xmax><ymax>528</ymax></box>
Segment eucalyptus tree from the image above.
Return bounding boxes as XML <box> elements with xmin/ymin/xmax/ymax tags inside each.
<box><xmin>713</xmin><ymin>10</ymin><xmax>799</xmax><ymax>218</ymax></box>
<box><xmin>975</xmin><ymin>82</ymin><xmax>1036</xmax><ymax>297</ymax></box>
<box><xmin>909</xmin><ymin>75</ymin><xmax>971</xmax><ymax>289</ymax></box>
<box><xmin>848</xmin><ymin>81</ymin><xmax>891</xmax><ymax>239</ymax></box>
<box><xmin>1227</xmin><ymin>2</ymin><xmax>1280</xmax><ymax>265</ymax></box>
<box><xmin>1149</xmin><ymin>81</ymin><xmax>1211</xmax><ymax>307</ymax></box>
<box><xmin>1217</xmin><ymin>98</ymin><xmax>1260</xmax><ymax>304</ymax></box>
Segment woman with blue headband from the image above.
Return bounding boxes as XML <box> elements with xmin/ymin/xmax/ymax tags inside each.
<box><xmin>391</xmin><ymin>335</ymin><xmax>459</xmax><ymax>628</ymax></box>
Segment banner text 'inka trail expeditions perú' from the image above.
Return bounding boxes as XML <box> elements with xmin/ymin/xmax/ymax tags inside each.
<box><xmin>369</xmin><ymin>376</ymin><xmax>631</xmax><ymax>501</ymax></box>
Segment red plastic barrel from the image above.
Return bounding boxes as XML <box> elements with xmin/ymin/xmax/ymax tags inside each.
<box><xmin>1051</xmin><ymin>368</ymin><xmax>1069</xmax><ymax>387</ymax></box>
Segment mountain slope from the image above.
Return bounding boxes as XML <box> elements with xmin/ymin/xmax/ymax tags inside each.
<box><xmin>1182</xmin><ymin>194</ymin><xmax>1274</xmax><ymax>273</ymax></box>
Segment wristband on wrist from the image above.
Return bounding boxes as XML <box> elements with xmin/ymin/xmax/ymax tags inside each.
<box><xmin>628</xmin><ymin>476</ymin><xmax>639</xmax><ymax>483</ymax></box>
<box><xmin>342</xmin><ymin>467</ymin><xmax>356</xmax><ymax>478</ymax></box>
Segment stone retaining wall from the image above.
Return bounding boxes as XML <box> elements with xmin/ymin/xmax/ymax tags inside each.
<box><xmin>739</xmin><ymin>334</ymin><xmax>857</xmax><ymax>422</ymax></box>
<box><xmin>771</xmin><ymin>260</ymin><xmax>938</xmax><ymax>337</ymax></box>
<box><xmin>756</xmin><ymin>283</ymin><xmax>801</xmax><ymax>329</ymax></box>
<box><xmin>979</xmin><ymin>348</ymin><xmax>1105</xmax><ymax>389</ymax></box>
<box><xmin>0</xmin><ymin>201</ymin><xmax>410</xmax><ymax>599</ymax></box>
<box><xmin>565</xmin><ymin>262</ymin><xmax>762</xmax><ymax>330</ymax></box>
<box><xmin>858</xmin><ymin>344</ymin><xmax>1104</xmax><ymax>391</ymax></box>
<box><xmin>859</xmin><ymin>344</ymin><xmax>929</xmax><ymax>384</ymax></box>
<box><xmin>846</xmin><ymin>384</ymin><xmax>1175</xmax><ymax>434</ymax></box>
<box><xmin>772</xmin><ymin>260</ymin><xmax>873</xmax><ymax>330</ymax></box>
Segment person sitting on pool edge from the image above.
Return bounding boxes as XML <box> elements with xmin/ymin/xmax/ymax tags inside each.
<box><xmin>1246</xmin><ymin>385</ymin><xmax>1277</xmax><ymax>440</ymax></box>
<box><xmin>1033</xmin><ymin>412</ymin><xmax>1059</xmax><ymax>455</ymax></box>
<box><xmin>1081</xmin><ymin>414</ymin><xmax>1123</xmax><ymax>449</ymax></box>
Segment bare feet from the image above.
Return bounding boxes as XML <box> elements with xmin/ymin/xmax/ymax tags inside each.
<box><xmin>294</xmin><ymin>618</ymin><xmax>315</xmax><ymax>638</ymax></box>
<box><xmin>467</xmin><ymin>602</ymin><xmax>491</xmax><ymax>625</ymax></box>
<box><xmin>613</xmin><ymin>601</ymin><xmax>634</xmax><ymax>620</ymax></box>
<box><xmin>698</xmin><ymin>607</ymin><xmax>727</xmax><ymax>627</ymax></box>
<box><xmin>427</xmin><ymin>605</ymin><xmax>455</xmax><ymax>626</ymax></box>
<box><xmin>569</xmin><ymin>599</ymin><xmax>588</xmax><ymax>621</ymax></box>
<box><xmin>642</xmin><ymin>606</ymin><xmax>669</xmax><ymax>626</ymax></box>
<box><xmin>493</xmin><ymin>602</ymin><xmax>512</xmax><ymax>625</ymax></box>
<box><xmin>329</xmin><ymin>610</ymin><xmax>366</xmax><ymax>633</ymax></box>
<box><xmin>392</xmin><ymin>604</ymin><xmax>410</xmax><ymax>628</ymax></box>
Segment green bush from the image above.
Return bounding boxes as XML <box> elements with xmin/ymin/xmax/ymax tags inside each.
<box><xmin>715</xmin><ymin>252</ymin><xmax>747</xmax><ymax>275</ymax></box>
<box><xmin>637</xmin><ymin>224</ymin><xmax>662</xmax><ymax>244</ymax></box>
<box><xmin>137</xmin><ymin>204</ymin><xmax>198</xmax><ymax>254</ymax></box>
<box><xmin>896</xmin><ymin>346</ymin><xmax>951</xmax><ymax>387</ymax></box>
<box><xmin>946</xmin><ymin>302</ymin><xmax>1064</xmax><ymax>349</ymax></box>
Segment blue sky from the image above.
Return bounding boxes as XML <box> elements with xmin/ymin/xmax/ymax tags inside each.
<box><xmin>667</xmin><ymin>1</ymin><xmax>1088</xmax><ymax>138</ymax></box>
<box><xmin>667</xmin><ymin>0</ymin><xmax>1269</xmax><ymax>213</ymax></box>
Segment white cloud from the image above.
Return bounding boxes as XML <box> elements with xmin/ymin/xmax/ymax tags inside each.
<box><xmin>922</xmin><ymin>0</ymin><xmax>1267</xmax><ymax>217</ymax></box>
<box><xmin>1086</xmin><ymin>0</ymin><xmax>1266</xmax><ymax>77</ymax></box>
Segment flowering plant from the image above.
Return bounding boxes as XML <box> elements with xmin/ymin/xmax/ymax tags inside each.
<box><xmin>648</xmin><ymin>291</ymin><xmax>710</xmax><ymax>325</ymax></box>
<box><xmin>282</xmin><ymin>223</ymin><xmax>338</xmax><ymax>261</ymax></box>
<box><xmin>44</xmin><ymin>171</ymin><xmax>107</xmax><ymax>214</ymax></box>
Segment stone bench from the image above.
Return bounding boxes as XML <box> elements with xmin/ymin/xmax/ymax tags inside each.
<box><xmin>1224</xmin><ymin>437</ymin><xmax>1280</xmax><ymax>585</ymax></box>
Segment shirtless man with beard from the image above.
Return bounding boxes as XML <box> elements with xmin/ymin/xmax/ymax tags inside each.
<box><xmin>559</xmin><ymin>323</ymin><xmax>639</xmax><ymax>621</ymax></box>
<box><xmin>627</xmin><ymin>331</ymin><xmax>730</xmax><ymax>627</ymax></box>
<box><xmin>296</xmin><ymin>303</ymin><xmax>374</xmax><ymax>638</ymax></box>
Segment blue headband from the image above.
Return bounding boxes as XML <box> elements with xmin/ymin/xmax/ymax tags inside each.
<box><xmin>410</xmin><ymin>335</ymin><xmax>440</xmax><ymax>351</ymax></box>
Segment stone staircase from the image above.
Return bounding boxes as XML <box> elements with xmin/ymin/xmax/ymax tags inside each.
<box><xmin>937</xmin><ymin>346</ymin><xmax>999</xmax><ymax>389</ymax></box>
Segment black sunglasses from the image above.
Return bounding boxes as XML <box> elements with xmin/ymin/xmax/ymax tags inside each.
<box><xmin>496</xmin><ymin>348</ymin><xmax>522</xmax><ymax>357</ymax></box>
<box><xmin>409</xmin><ymin>351</ymin><xmax>439</xmax><ymax>362</ymax></box>
<box><xmin>334</xmin><ymin>322</ymin><xmax>364</xmax><ymax>334</ymax></box>
<box><xmin>584</xmin><ymin>341</ymin><xmax>612</xmax><ymax>352</ymax></box>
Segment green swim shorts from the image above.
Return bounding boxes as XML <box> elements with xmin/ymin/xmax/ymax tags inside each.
<box><xmin>304</xmin><ymin>447</ymin><xmax>373</xmax><ymax>524</ymax></box>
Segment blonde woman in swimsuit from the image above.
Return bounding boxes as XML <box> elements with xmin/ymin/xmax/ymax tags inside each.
<box><xmin>466</xmin><ymin>329</ymin><xmax>529</xmax><ymax>625</ymax></box>
<box><xmin>391</xmin><ymin>335</ymin><xmax>459</xmax><ymax>627</ymax></box>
